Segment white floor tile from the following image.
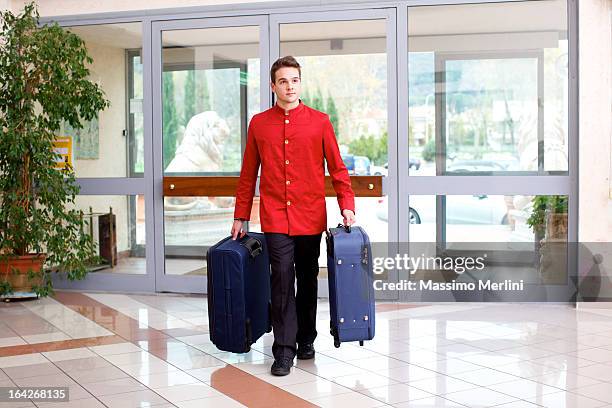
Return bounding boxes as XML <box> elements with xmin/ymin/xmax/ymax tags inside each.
<box><xmin>360</xmin><ymin>383</ymin><xmax>434</xmax><ymax>404</ymax></box>
<box><xmin>36</xmin><ymin>398</ymin><xmax>106</xmax><ymax>408</ymax></box>
<box><xmin>569</xmin><ymin>348</ymin><xmax>612</xmax><ymax>364</ymax></box>
<box><xmin>302</xmin><ymin>361</ymin><xmax>366</xmax><ymax>379</ymax></box>
<box><xmin>0</xmin><ymin>336</ymin><xmax>26</xmax><ymax>347</ymax></box>
<box><xmin>136</xmin><ymin>371</ymin><xmax>201</xmax><ymax>388</ymax></box>
<box><xmin>118</xmin><ymin>359</ymin><xmax>181</xmax><ymax>377</ymax></box>
<box><xmin>81</xmin><ymin>377</ymin><xmax>148</xmax><ymax>396</ymax></box>
<box><xmin>21</xmin><ymin>332</ymin><xmax>71</xmax><ymax>344</ymax></box>
<box><xmin>374</xmin><ymin>364</ymin><xmax>438</xmax><ymax>382</ymax></box>
<box><xmin>98</xmin><ymin>389</ymin><xmax>171</xmax><ymax>408</ymax></box>
<box><xmin>571</xmin><ymin>363</ymin><xmax>612</xmax><ymax>382</ymax></box>
<box><xmin>452</xmin><ymin>368</ymin><xmax>521</xmax><ymax>387</ymax></box>
<box><xmin>89</xmin><ymin>342</ymin><xmax>143</xmax><ymax>356</ymax></box>
<box><xmin>414</xmin><ymin>358</ymin><xmax>484</xmax><ymax>375</ymax></box>
<box><xmin>392</xmin><ymin>395</ymin><xmax>469</xmax><ymax>407</ymax></box>
<box><xmin>311</xmin><ymin>390</ymin><xmax>389</xmax><ymax>408</ymax></box>
<box><xmin>282</xmin><ymin>378</ymin><xmax>353</xmax><ymax>399</ymax></box>
<box><xmin>493</xmin><ymin>401</ymin><xmax>542</xmax><ymax>408</ymax></box>
<box><xmin>444</xmin><ymin>387</ymin><xmax>517</xmax><ymax>407</ymax></box>
<box><xmin>42</xmin><ymin>347</ymin><xmax>96</xmax><ymax>362</ymax></box>
<box><xmin>0</xmin><ymin>353</ymin><xmax>48</xmax><ymax>368</ymax></box>
<box><xmin>573</xmin><ymin>382</ymin><xmax>612</xmax><ymax>404</ymax></box>
<box><xmin>332</xmin><ymin>371</ymin><xmax>400</xmax><ymax>391</ymax></box>
<box><xmin>407</xmin><ymin>374</ymin><xmax>480</xmax><ymax>396</ymax></box>
<box><xmin>154</xmin><ymin>383</ymin><xmax>221</xmax><ymax>402</ymax></box>
<box><xmin>487</xmin><ymin>378</ymin><xmax>561</xmax><ymax>399</ymax></box>
<box><xmin>351</xmin><ymin>356</ymin><xmax>411</xmax><ymax>371</ymax></box>
<box><xmin>103</xmin><ymin>351</ymin><xmax>164</xmax><ymax>366</ymax></box>
<box><xmin>525</xmin><ymin>390</ymin><xmax>608</xmax><ymax>408</ymax></box>
<box><xmin>527</xmin><ymin>370</ymin><xmax>603</xmax><ymax>391</ymax></box>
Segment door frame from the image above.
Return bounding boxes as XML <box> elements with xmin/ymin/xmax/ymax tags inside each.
<box><xmin>269</xmin><ymin>8</ymin><xmax>400</xmax><ymax>300</ymax></box>
<box><xmin>151</xmin><ymin>15</ymin><xmax>271</xmax><ymax>293</ymax></box>
<box><xmin>398</xmin><ymin>4</ymin><xmax>578</xmax><ymax>303</ymax></box>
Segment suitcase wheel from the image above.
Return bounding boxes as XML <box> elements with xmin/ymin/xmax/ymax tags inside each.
<box><xmin>359</xmin><ymin>340</ymin><xmax>364</xmax><ymax>347</ymax></box>
<box><xmin>330</xmin><ymin>323</ymin><xmax>341</xmax><ymax>348</ymax></box>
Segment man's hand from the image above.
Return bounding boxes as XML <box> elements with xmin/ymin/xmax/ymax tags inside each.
<box><xmin>231</xmin><ymin>220</ymin><xmax>246</xmax><ymax>240</ymax></box>
<box><xmin>342</xmin><ymin>209</ymin><xmax>356</xmax><ymax>226</ymax></box>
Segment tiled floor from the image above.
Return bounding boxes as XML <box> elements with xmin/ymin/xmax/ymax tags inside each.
<box><xmin>1</xmin><ymin>294</ymin><xmax>612</xmax><ymax>407</ymax></box>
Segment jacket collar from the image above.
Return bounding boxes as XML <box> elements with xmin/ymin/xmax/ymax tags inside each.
<box><xmin>273</xmin><ymin>99</ymin><xmax>305</xmax><ymax>117</ymax></box>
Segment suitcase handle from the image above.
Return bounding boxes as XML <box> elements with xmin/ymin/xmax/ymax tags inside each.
<box><xmin>240</xmin><ymin>235</ymin><xmax>263</xmax><ymax>258</ymax></box>
<box><xmin>337</xmin><ymin>223</ymin><xmax>351</xmax><ymax>233</ymax></box>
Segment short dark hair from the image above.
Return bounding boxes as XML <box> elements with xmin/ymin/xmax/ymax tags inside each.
<box><xmin>270</xmin><ymin>56</ymin><xmax>301</xmax><ymax>83</ymax></box>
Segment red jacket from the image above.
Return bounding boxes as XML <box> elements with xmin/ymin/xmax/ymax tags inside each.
<box><xmin>234</xmin><ymin>101</ymin><xmax>355</xmax><ymax>236</ymax></box>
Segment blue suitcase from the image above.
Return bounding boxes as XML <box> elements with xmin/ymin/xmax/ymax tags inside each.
<box><xmin>326</xmin><ymin>224</ymin><xmax>376</xmax><ymax>348</ymax></box>
<box><xmin>207</xmin><ymin>233</ymin><xmax>271</xmax><ymax>353</ymax></box>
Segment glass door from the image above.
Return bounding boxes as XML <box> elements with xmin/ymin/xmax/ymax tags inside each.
<box><xmin>270</xmin><ymin>9</ymin><xmax>399</xmax><ymax>300</ymax></box>
<box><xmin>402</xmin><ymin>1</ymin><xmax>574</xmax><ymax>303</ymax></box>
<box><xmin>152</xmin><ymin>16</ymin><xmax>269</xmax><ymax>293</ymax></box>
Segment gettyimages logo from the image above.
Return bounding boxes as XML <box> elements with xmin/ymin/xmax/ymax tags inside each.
<box><xmin>372</xmin><ymin>253</ymin><xmax>487</xmax><ymax>275</ymax></box>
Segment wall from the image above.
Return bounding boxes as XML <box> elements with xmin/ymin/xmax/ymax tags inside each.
<box><xmin>71</xmin><ymin>39</ymin><xmax>128</xmax><ymax>178</ymax></box>
<box><xmin>577</xmin><ymin>0</ymin><xmax>612</xmax><ymax>310</ymax></box>
<box><xmin>12</xmin><ymin>0</ymin><xmax>284</xmax><ymax>16</ymax></box>
<box><xmin>578</xmin><ymin>0</ymin><xmax>612</xmax><ymax>243</ymax></box>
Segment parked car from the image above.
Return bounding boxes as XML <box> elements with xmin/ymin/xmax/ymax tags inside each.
<box><xmin>375</xmin><ymin>195</ymin><xmax>509</xmax><ymax>225</ymax></box>
<box><xmin>341</xmin><ymin>154</ymin><xmax>356</xmax><ymax>174</ymax></box>
<box><xmin>446</xmin><ymin>160</ymin><xmax>508</xmax><ymax>173</ymax></box>
<box><xmin>370</xmin><ymin>165</ymin><xmax>387</xmax><ymax>176</ymax></box>
<box><xmin>354</xmin><ymin>156</ymin><xmax>371</xmax><ymax>175</ymax></box>
<box><xmin>341</xmin><ymin>154</ymin><xmax>372</xmax><ymax>175</ymax></box>
<box><xmin>383</xmin><ymin>158</ymin><xmax>421</xmax><ymax>171</ymax></box>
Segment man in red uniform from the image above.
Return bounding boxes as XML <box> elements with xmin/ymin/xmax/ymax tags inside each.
<box><xmin>231</xmin><ymin>56</ymin><xmax>356</xmax><ymax>376</ymax></box>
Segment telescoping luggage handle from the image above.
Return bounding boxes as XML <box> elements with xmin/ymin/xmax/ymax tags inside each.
<box><xmin>239</xmin><ymin>235</ymin><xmax>263</xmax><ymax>258</ymax></box>
<box><xmin>337</xmin><ymin>223</ymin><xmax>351</xmax><ymax>233</ymax></box>
<box><xmin>326</xmin><ymin>224</ymin><xmax>352</xmax><ymax>256</ymax></box>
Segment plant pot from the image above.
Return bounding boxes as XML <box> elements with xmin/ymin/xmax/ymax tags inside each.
<box><xmin>545</xmin><ymin>212</ymin><xmax>568</xmax><ymax>240</ymax></box>
<box><xmin>0</xmin><ymin>254</ymin><xmax>46</xmax><ymax>294</ymax></box>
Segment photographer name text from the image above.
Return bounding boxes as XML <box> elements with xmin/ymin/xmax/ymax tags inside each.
<box><xmin>374</xmin><ymin>279</ymin><xmax>524</xmax><ymax>291</ymax></box>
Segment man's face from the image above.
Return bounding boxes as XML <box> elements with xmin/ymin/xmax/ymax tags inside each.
<box><xmin>271</xmin><ymin>67</ymin><xmax>301</xmax><ymax>105</ymax></box>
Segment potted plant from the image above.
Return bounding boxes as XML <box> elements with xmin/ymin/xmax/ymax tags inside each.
<box><xmin>545</xmin><ymin>195</ymin><xmax>568</xmax><ymax>240</ymax></box>
<box><xmin>526</xmin><ymin>195</ymin><xmax>569</xmax><ymax>284</ymax></box>
<box><xmin>0</xmin><ymin>3</ymin><xmax>109</xmax><ymax>298</ymax></box>
<box><xmin>526</xmin><ymin>195</ymin><xmax>550</xmax><ymax>245</ymax></box>
<box><xmin>526</xmin><ymin>195</ymin><xmax>569</xmax><ymax>242</ymax></box>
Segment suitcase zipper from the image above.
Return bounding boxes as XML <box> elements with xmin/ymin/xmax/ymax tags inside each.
<box><xmin>359</xmin><ymin>227</ymin><xmax>374</xmax><ymax>338</ymax></box>
<box><xmin>207</xmin><ymin>248</ymin><xmax>215</xmax><ymax>344</ymax></box>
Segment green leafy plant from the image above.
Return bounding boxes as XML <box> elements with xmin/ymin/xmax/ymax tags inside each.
<box><xmin>0</xmin><ymin>3</ymin><xmax>110</xmax><ymax>297</ymax></box>
<box><xmin>526</xmin><ymin>195</ymin><xmax>569</xmax><ymax>235</ymax></box>
<box><xmin>422</xmin><ymin>138</ymin><xmax>436</xmax><ymax>163</ymax></box>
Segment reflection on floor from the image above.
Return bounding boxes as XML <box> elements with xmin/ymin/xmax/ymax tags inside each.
<box><xmin>1</xmin><ymin>293</ymin><xmax>612</xmax><ymax>407</ymax></box>
<box><xmin>94</xmin><ymin>258</ymin><xmax>206</xmax><ymax>276</ymax></box>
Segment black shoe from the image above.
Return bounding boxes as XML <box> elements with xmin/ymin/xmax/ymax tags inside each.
<box><xmin>297</xmin><ymin>343</ymin><xmax>315</xmax><ymax>360</ymax></box>
<box><xmin>270</xmin><ymin>357</ymin><xmax>293</xmax><ymax>376</ymax></box>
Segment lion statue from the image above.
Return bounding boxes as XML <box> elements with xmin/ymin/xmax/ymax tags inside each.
<box><xmin>164</xmin><ymin>111</ymin><xmax>232</xmax><ymax>211</ymax></box>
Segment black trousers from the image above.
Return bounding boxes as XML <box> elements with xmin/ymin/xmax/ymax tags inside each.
<box><xmin>265</xmin><ymin>233</ymin><xmax>322</xmax><ymax>360</ymax></box>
